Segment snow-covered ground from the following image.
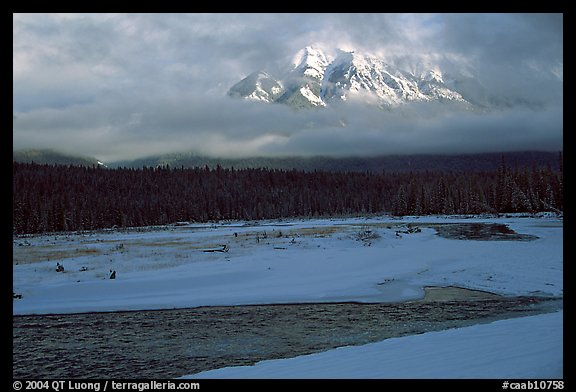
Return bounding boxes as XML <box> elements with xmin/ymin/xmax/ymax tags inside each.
<box><xmin>13</xmin><ymin>214</ymin><xmax>562</xmax><ymax>315</ymax></box>
<box><xmin>13</xmin><ymin>214</ymin><xmax>563</xmax><ymax>378</ymax></box>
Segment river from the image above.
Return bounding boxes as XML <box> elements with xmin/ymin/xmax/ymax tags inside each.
<box><xmin>13</xmin><ymin>287</ymin><xmax>561</xmax><ymax>379</ymax></box>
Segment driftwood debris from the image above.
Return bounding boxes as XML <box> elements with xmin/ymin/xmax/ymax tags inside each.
<box><xmin>202</xmin><ymin>245</ymin><xmax>230</xmax><ymax>253</ymax></box>
<box><xmin>395</xmin><ymin>226</ymin><xmax>421</xmax><ymax>235</ymax></box>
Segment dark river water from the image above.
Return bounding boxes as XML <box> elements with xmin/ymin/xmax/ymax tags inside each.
<box><xmin>13</xmin><ymin>288</ymin><xmax>561</xmax><ymax>379</ymax></box>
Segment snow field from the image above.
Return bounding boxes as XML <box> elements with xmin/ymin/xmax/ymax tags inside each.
<box><xmin>13</xmin><ymin>215</ymin><xmax>562</xmax><ymax>315</ymax></box>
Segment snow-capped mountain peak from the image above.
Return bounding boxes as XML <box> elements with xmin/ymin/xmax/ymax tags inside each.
<box><xmin>228</xmin><ymin>46</ymin><xmax>471</xmax><ymax>109</ymax></box>
<box><xmin>291</xmin><ymin>46</ymin><xmax>330</xmax><ymax>80</ymax></box>
<box><xmin>423</xmin><ymin>69</ymin><xmax>444</xmax><ymax>84</ymax></box>
<box><xmin>228</xmin><ymin>70</ymin><xmax>284</xmax><ymax>103</ymax></box>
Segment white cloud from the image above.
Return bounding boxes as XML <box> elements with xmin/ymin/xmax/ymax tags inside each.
<box><xmin>13</xmin><ymin>13</ymin><xmax>563</xmax><ymax>161</ymax></box>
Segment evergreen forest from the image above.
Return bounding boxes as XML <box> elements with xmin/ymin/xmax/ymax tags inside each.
<box><xmin>13</xmin><ymin>157</ymin><xmax>563</xmax><ymax>235</ymax></box>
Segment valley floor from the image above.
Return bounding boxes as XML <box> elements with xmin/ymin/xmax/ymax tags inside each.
<box><xmin>13</xmin><ymin>213</ymin><xmax>563</xmax><ymax>378</ymax></box>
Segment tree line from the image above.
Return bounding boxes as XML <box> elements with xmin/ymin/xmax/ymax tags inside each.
<box><xmin>13</xmin><ymin>157</ymin><xmax>563</xmax><ymax>234</ymax></box>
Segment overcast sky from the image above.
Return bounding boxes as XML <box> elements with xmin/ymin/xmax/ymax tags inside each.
<box><xmin>13</xmin><ymin>13</ymin><xmax>563</xmax><ymax>162</ymax></box>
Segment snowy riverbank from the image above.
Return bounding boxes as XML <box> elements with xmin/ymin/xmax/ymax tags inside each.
<box><xmin>188</xmin><ymin>310</ymin><xmax>563</xmax><ymax>379</ymax></box>
<box><xmin>13</xmin><ymin>214</ymin><xmax>563</xmax><ymax>379</ymax></box>
<box><xmin>13</xmin><ymin>214</ymin><xmax>563</xmax><ymax>315</ymax></box>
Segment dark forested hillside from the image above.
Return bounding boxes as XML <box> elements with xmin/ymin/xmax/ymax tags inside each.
<box><xmin>109</xmin><ymin>151</ymin><xmax>561</xmax><ymax>173</ymax></box>
<box><xmin>13</xmin><ymin>157</ymin><xmax>563</xmax><ymax>234</ymax></box>
<box><xmin>13</xmin><ymin>149</ymin><xmax>102</xmax><ymax>167</ymax></box>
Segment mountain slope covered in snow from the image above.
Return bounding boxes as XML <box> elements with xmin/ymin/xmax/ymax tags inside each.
<box><xmin>228</xmin><ymin>46</ymin><xmax>471</xmax><ymax>109</ymax></box>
